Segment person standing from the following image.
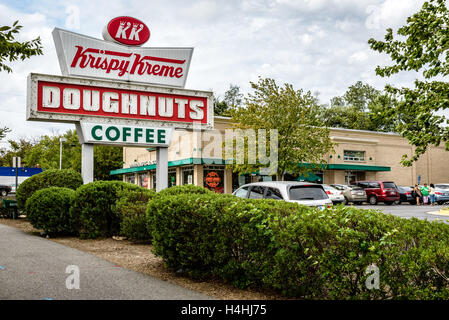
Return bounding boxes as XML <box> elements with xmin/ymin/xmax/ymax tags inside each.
<box><xmin>421</xmin><ymin>183</ymin><xmax>430</xmax><ymax>205</ymax></box>
<box><xmin>413</xmin><ymin>184</ymin><xmax>422</xmax><ymax>205</ymax></box>
<box><xmin>429</xmin><ymin>183</ymin><xmax>436</xmax><ymax>206</ymax></box>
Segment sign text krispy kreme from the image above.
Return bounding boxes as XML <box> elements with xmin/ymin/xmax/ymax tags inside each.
<box><xmin>27</xmin><ymin>73</ymin><xmax>214</xmax><ymax>129</ymax></box>
<box><xmin>52</xmin><ymin>28</ymin><xmax>193</xmax><ymax>88</ymax></box>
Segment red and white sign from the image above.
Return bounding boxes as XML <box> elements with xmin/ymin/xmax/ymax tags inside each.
<box><xmin>102</xmin><ymin>16</ymin><xmax>150</xmax><ymax>46</ymax></box>
<box><xmin>27</xmin><ymin>73</ymin><xmax>214</xmax><ymax>130</ymax></box>
<box><xmin>52</xmin><ymin>28</ymin><xmax>193</xmax><ymax>88</ymax></box>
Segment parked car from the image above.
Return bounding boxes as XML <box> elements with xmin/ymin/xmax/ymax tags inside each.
<box><xmin>0</xmin><ymin>184</ymin><xmax>12</xmax><ymax>197</ymax></box>
<box><xmin>322</xmin><ymin>184</ymin><xmax>345</xmax><ymax>204</ymax></box>
<box><xmin>331</xmin><ymin>184</ymin><xmax>367</xmax><ymax>205</ymax></box>
<box><xmin>232</xmin><ymin>181</ymin><xmax>333</xmax><ymax>209</ymax></box>
<box><xmin>434</xmin><ymin>184</ymin><xmax>449</xmax><ymax>205</ymax></box>
<box><xmin>396</xmin><ymin>186</ymin><xmax>414</xmax><ymax>205</ymax></box>
<box><xmin>350</xmin><ymin>181</ymin><xmax>400</xmax><ymax>205</ymax></box>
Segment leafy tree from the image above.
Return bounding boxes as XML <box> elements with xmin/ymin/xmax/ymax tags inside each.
<box><xmin>214</xmin><ymin>84</ymin><xmax>243</xmax><ymax>116</ymax></box>
<box><xmin>94</xmin><ymin>144</ymin><xmax>123</xmax><ymax>181</ymax></box>
<box><xmin>0</xmin><ymin>127</ymin><xmax>10</xmax><ymax>141</ymax></box>
<box><xmin>368</xmin><ymin>0</ymin><xmax>449</xmax><ymax>166</ymax></box>
<box><xmin>228</xmin><ymin>77</ymin><xmax>335</xmax><ymax>180</ymax></box>
<box><xmin>0</xmin><ymin>130</ymin><xmax>122</xmax><ymax>180</ymax></box>
<box><xmin>0</xmin><ymin>138</ymin><xmax>35</xmax><ymax>167</ymax></box>
<box><xmin>0</xmin><ymin>20</ymin><xmax>43</xmax><ymax>73</ymax></box>
<box><xmin>321</xmin><ymin>81</ymin><xmax>397</xmax><ymax>132</ymax></box>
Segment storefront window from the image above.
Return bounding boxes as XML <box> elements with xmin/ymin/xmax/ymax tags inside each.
<box><xmin>126</xmin><ymin>174</ymin><xmax>135</xmax><ymax>184</ymax></box>
<box><xmin>168</xmin><ymin>168</ymin><xmax>177</xmax><ymax>187</ymax></box>
<box><xmin>150</xmin><ymin>171</ymin><xmax>156</xmax><ymax>189</ymax></box>
<box><xmin>204</xmin><ymin>166</ymin><xmax>224</xmax><ymax>193</ymax></box>
<box><xmin>138</xmin><ymin>172</ymin><xmax>149</xmax><ymax>188</ymax></box>
<box><xmin>182</xmin><ymin>166</ymin><xmax>194</xmax><ymax>185</ymax></box>
<box><xmin>344</xmin><ymin>150</ymin><xmax>365</xmax><ymax>161</ymax></box>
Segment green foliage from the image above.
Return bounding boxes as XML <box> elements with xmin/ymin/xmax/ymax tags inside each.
<box><xmin>0</xmin><ymin>138</ymin><xmax>34</xmax><ymax>167</ymax></box>
<box><xmin>70</xmin><ymin>181</ymin><xmax>145</xmax><ymax>239</ymax></box>
<box><xmin>0</xmin><ymin>21</ymin><xmax>43</xmax><ymax>73</ymax></box>
<box><xmin>147</xmin><ymin>192</ymin><xmax>449</xmax><ymax>299</ymax></box>
<box><xmin>214</xmin><ymin>84</ymin><xmax>243</xmax><ymax>116</ymax></box>
<box><xmin>229</xmin><ymin>77</ymin><xmax>335</xmax><ymax>178</ymax></box>
<box><xmin>25</xmin><ymin>187</ymin><xmax>76</xmax><ymax>235</ymax></box>
<box><xmin>0</xmin><ymin>126</ymin><xmax>10</xmax><ymax>142</ymax></box>
<box><xmin>368</xmin><ymin>0</ymin><xmax>449</xmax><ymax>165</ymax></box>
<box><xmin>321</xmin><ymin>81</ymin><xmax>398</xmax><ymax>132</ymax></box>
<box><xmin>155</xmin><ymin>184</ymin><xmax>212</xmax><ymax>197</ymax></box>
<box><xmin>115</xmin><ymin>187</ymin><xmax>155</xmax><ymax>241</ymax></box>
<box><xmin>0</xmin><ymin>130</ymin><xmax>122</xmax><ymax>180</ymax></box>
<box><xmin>16</xmin><ymin>169</ymin><xmax>83</xmax><ymax>210</ymax></box>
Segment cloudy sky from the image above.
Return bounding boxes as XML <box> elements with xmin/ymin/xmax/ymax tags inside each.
<box><xmin>0</xmin><ymin>0</ymin><xmax>430</xmax><ymax>144</ymax></box>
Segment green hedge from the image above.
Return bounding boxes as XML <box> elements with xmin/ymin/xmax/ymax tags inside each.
<box><xmin>17</xmin><ymin>169</ymin><xmax>83</xmax><ymax>210</ymax></box>
<box><xmin>25</xmin><ymin>187</ymin><xmax>76</xmax><ymax>235</ymax></box>
<box><xmin>115</xmin><ymin>187</ymin><xmax>155</xmax><ymax>241</ymax></box>
<box><xmin>70</xmin><ymin>181</ymin><xmax>145</xmax><ymax>239</ymax></box>
<box><xmin>155</xmin><ymin>184</ymin><xmax>212</xmax><ymax>197</ymax></box>
<box><xmin>147</xmin><ymin>192</ymin><xmax>449</xmax><ymax>299</ymax></box>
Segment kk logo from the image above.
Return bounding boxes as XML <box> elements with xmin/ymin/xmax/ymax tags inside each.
<box><xmin>103</xmin><ymin>16</ymin><xmax>150</xmax><ymax>46</ymax></box>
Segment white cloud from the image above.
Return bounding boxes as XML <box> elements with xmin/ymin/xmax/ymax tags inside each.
<box><xmin>0</xmin><ymin>0</ymin><xmax>437</xmax><ymax>142</ymax></box>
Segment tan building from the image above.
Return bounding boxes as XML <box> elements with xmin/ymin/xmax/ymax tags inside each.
<box><xmin>111</xmin><ymin>116</ymin><xmax>449</xmax><ymax>192</ymax></box>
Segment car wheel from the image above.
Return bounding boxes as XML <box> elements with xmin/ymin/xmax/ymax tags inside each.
<box><xmin>409</xmin><ymin>201</ymin><xmax>417</xmax><ymax>205</ymax></box>
<box><xmin>369</xmin><ymin>195</ymin><xmax>378</xmax><ymax>205</ymax></box>
<box><xmin>0</xmin><ymin>190</ymin><xmax>7</xmax><ymax>197</ymax></box>
<box><xmin>354</xmin><ymin>201</ymin><xmax>363</xmax><ymax>205</ymax></box>
<box><xmin>394</xmin><ymin>199</ymin><xmax>401</xmax><ymax>205</ymax></box>
<box><xmin>343</xmin><ymin>197</ymin><xmax>349</xmax><ymax>205</ymax></box>
<box><xmin>438</xmin><ymin>201</ymin><xmax>445</xmax><ymax>205</ymax></box>
<box><xmin>384</xmin><ymin>201</ymin><xmax>393</xmax><ymax>205</ymax></box>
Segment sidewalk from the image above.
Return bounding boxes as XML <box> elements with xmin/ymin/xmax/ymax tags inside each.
<box><xmin>0</xmin><ymin>223</ymin><xmax>212</xmax><ymax>300</ymax></box>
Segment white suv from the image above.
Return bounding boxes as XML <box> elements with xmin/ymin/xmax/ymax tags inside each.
<box><xmin>232</xmin><ymin>181</ymin><xmax>333</xmax><ymax>209</ymax></box>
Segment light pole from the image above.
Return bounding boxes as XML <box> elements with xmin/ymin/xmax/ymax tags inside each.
<box><xmin>59</xmin><ymin>137</ymin><xmax>67</xmax><ymax>170</ymax></box>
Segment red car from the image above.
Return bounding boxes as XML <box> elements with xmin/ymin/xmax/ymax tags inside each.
<box><xmin>350</xmin><ymin>181</ymin><xmax>400</xmax><ymax>205</ymax></box>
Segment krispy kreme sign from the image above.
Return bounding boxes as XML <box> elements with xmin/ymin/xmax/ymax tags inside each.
<box><xmin>27</xmin><ymin>73</ymin><xmax>214</xmax><ymax>129</ymax></box>
<box><xmin>52</xmin><ymin>27</ymin><xmax>193</xmax><ymax>88</ymax></box>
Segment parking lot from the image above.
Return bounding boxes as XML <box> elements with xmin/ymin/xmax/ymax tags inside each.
<box><xmin>350</xmin><ymin>203</ymin><xmax>449</xmax><ymax>223</ymax></box>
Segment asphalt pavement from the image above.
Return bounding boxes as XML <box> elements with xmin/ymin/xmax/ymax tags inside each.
<box><xmin>0</xmin><ymin>223</ymin><xmax>212</xmax><ymax>300</ymax></box>
<box><xmin>351</xmin><ymin>203</ymin><xmax>449</xmax><ymax>223</ymax></box>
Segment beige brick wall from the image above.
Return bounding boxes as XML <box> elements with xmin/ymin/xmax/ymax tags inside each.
<box><xmin>120</xmin><ymin>119</ymin><xmax>449</xmax><ymax>190</ymax></box>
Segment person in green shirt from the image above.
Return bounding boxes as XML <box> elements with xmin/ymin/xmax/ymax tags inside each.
<box><xmin>421</xmin><ymin>183</ymin><xmax>430</xmax><ymax>205</ymax></box>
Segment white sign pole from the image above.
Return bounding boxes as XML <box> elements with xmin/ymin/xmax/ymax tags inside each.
<box><xmin>156</xmin><ymin>147</ymin><xmax>168</xmax><ymax>192</ymax></box>
<box><xmin>81</xmin><ymin>143</ymin><xmax>94</xmax><ymax>184</ymax></box>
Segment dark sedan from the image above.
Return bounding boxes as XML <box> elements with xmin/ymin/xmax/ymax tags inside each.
<box><xmin>396</xmin><ymin>186</ymin><xmax>414</xmax><ymax>205</ymax></box>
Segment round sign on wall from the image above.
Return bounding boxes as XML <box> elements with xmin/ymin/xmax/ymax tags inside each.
<box><xmin>205</xmin><ymin>172</ymin><xmax>221</xmax><ymax>188</ymax></box>
<box><xmin>102</xmin><ymin>16</ymin><xmax>150</xmax><ymax>46</ymax></box>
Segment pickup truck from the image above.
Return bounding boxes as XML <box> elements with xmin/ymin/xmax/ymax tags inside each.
<box><xmin>0</xmin><ymin>185</ymin><xmax>12</xmax><ymax>197</ymax></box>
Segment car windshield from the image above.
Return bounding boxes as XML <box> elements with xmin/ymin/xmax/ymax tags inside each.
<box><xmin>436</xmin><ymin>185</ymin><xmax>449</xmax><ymax>189</ymax></box>
<box><xmin>382</xmin><ymin>182</ymin><xmax>396</xmax><ymax>189</ymax></box>
<box><xmin>332</xmin><ymin>185</ymin><xmax>345</xmax><ymax>190</ymax></box>
<box><xmin>289</xmin><ymin>185</ymin><xmax>328</xmax><ymax>200</ymax></box>
<box><xmin>350</xmin><ymin>186</ymin><xmax>363</xmax><ymax>191</ymax></box>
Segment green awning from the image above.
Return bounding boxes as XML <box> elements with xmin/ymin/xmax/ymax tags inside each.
<box><xmin>297</xmin><ymin>173</ymin><xmax>322</xmax><ymax>182</ymax></box>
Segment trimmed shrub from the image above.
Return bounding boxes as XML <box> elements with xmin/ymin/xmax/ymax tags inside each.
<box><xmin>70</xmin><ymin>181</ymin><xmax>145</xmax><ymax>239</ymax></box>
<box><xmin>155</xmin><ymin>184</ymin><xmax>212</xmax><ymax>197</ymax></box>
<box><xmin>115</xmin><ymin>187</ymin><xmax>155</xmax><ymax>241</ymax></box>
<box><xmin>25</xmin><ymin>187</ymin><xmax>76</xmax><ymax>235</ymax></box>
<box><xmin>147</xmin><ymin>192</ymin><xmax>449</xmax><ymax>299</ymax></box>
<box><xmin>17</xmin><ymin>169</ymin><xmax>83</xmax><ymax>210</ymax></box>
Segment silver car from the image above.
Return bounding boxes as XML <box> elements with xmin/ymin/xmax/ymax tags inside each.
<box><xmin>322</xmin><ymin>184</ymin><xmax>345</xmax><ymax>204</ymax></box>
<box><xmin>331</xmin><ymin>184</ymin><xmax>367</xmax><ymax>205</ymax></box>
<box><xmin>232</xmin><ymin>181</ymin><xmax>333</xmax><ymax>209</ymax></box>
<box><xmin>434</xmin><ymin>184</ymin><xmax>449</xmax><ymax>205</ymax></box>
